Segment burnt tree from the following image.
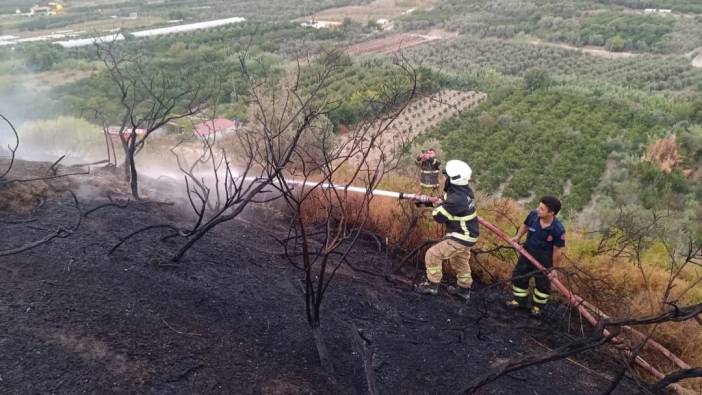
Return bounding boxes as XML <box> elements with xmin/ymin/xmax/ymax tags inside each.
<box><xmin>96</xmin><ymin>41</ymin><xmax>210</xmax><ymax>199</ymax></box>
<box><xmin>272</xmin><ymin>51</ymin><xmax>419</xmax><ymax>372</ymax></box>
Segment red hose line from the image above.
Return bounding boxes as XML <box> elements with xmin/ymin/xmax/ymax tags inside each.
<box><xmin>392</xmin><ymin>192</ymin><xmax>688</xmax><ymax>382</ymax></box>
<box><xmin>580</xmin><ymin>300</ymin><xmax>691</xmax><ymax>370</ymax></box>
<box><xmin>477</xmin><ymin>217</ymin><xmax>670</xmax><ymax>380</ymax></box>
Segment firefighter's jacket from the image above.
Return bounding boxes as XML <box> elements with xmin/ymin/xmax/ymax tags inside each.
<box><xmin>432</xmin><ymin>184</ymin><xmax>479</xmax><ymax>247</ymax></box>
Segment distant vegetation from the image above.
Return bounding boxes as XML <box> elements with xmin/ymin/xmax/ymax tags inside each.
<box><xmin>407</xmin><ymin>37</ymin><xmax>702</xmax><ymax>93</ymax></box>
<box><xmin>53</xmin><ymin>44</ymin><xmax>250</xmax><ymax>126</ymax></box>
<box><xmin>299</xmin><ymin>57</ymin><xmax>444</xmax><ymax>129</ymax></box>
<box><xmin>2</xmin><ymin>0</ymin><xmax>702</xmax><ymax>223</ymax></box>
<box><xmin>594</xmin><ymin>0</ymin><xmax>702</xmax><ymax>14</ymax></box>
<box><xmin>428</xmin><ymin>78</ymin><xmax>699</xmax><ymax>211</ymax></box>
<box><xmin>7</xmin><ymin>19</ymin><xmax>374</xmax><ymax>73</ymax></box>
<box><xmin>2</xmin><ymin>0</ymin><xmax>372</xmax><ymax>32</ymax></box>
<box><xmin>122</xmin><ymin>0</ymin><xmax>371</xmax><ymax>23</ymax></box>
<box><xmin>401</xmin><ymin>0</ymin><xmax>702</xmax><ymax>54</ymax></box>
<box><xmin>12</xmin><ymin>13</ymin><xmax>94</xmax><ymax>32</ymax></box>
<box><xmin>578</xmin><ymin>14</ymin><xmax>673</xmax><ymax>51</ymax></box>
<box><xmin>18</xmin><ymin>116</ymin><xmax>103</xmax><ymax>161</ymax></box>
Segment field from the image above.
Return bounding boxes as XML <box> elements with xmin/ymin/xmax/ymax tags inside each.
<box><xmin>523</xmin><ymin>38</ymin><xmax>637</xmax><ymax>60</ymax></box>
<box><xmin>345</xmin><ymin>29</ymin><xmax>456</xmax><ymax>55</ymax></box>
<box><xmin>2</xmin><ymin>67</ymin><xmax>97</xmax><ymax>91</ymax></box>
<box><xmin>0</xmin><ymin>0</ymin><xmax>373</xmax><ymax>47</ymax></box>
<box><xmin>307</xmin><ymin>0</ymin><xmax>439</xmax><ymax>23</ymax></box>
<box><xmin>400</xmin><ymin>0</ymin><xmax>702</xmax><ymax>55</ymax></box>
<box><xmin>387</xmin><ymin>90</ymin><xmax>486</xmax><ymax>138</ymax></box>
<box><xmin>427</xmin><ymin>83</ymin><xmax>695</xmax><ymax>211</ymax></box>
<box><xmin>406</xmin><ymin>36</ymin><xmax>702</xmax><ymax>93</ymax></box>
<box><xmin>593</xmin><ymin>0</ymin><xmax>702</xmax><ymax>14</ymax></box>
<box><xmin>347</xmin><ymin>90</ymin><xmax>487</xmax><ymax>163</ymax></box>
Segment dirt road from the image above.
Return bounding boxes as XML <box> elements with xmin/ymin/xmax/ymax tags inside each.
<box><xmin>346</xmin><ymin>29</ymin><xmax>457</xmax><ymax>55</ymax></box>
<box><xmin>524</xmin><ymin>39</ymin><xmax>637</xmax><ymax>60</ymax></box>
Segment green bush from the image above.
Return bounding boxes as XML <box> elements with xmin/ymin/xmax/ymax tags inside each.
<box><xmin>582</xmin><ymin>14</ymin><xmax>674</xmax><ymax>51</ymax></box>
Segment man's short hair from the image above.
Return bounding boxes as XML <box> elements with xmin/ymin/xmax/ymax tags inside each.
<box><xmin>540</xmin><ymin>196</ymin><xmax>561</xmax><ymax>215</ymax></box>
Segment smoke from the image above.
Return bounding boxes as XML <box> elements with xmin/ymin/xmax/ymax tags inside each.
<box><xmin>0</xmin><ymin>57</ymin><xmax>68</xmax><ymax>161</ymax></box>
<box><xmin>0</xmin><ymin>55</ymin><xmax>269</xmax><ymax>219</ymax></box>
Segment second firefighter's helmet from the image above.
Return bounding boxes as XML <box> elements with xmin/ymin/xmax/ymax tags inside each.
<box><xmin>444</xmin><ymin>160</ymin><xmax>472</xmax><ymax>186</ymax></box>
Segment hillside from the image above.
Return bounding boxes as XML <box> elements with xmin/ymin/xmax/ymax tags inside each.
<box><xmin>0</xmin><ymin>164</ymin><xmax>636</xmax><ymax>394</ymax></box>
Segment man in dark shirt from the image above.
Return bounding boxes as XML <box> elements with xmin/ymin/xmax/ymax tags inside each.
<box><xmin>506</xmin><ymin>196</ymin><xmax>565</xmax><ymax>317</ymax></box>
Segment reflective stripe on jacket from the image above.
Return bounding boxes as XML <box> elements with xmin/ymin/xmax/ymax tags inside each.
<box><xmin>432</xmin><ymin>184</ymin><xmax>479</xmax><ymax>246</ymax></box>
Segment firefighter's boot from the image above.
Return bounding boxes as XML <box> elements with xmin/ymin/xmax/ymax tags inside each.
<box><xmin>414</xmin><ymin>278</ymin><xmax>439</xmax><ymax>296</ymax></box>
<box><xmin>448</xmin><ymin>285</ymin><xmax>471</xmax><ymax>302</ymax></box>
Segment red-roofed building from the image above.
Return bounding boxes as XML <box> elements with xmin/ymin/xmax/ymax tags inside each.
<box><xmin>192</xmin><ymin>118</ymin><xmax>240</xmax><ymax>137</ymax></box>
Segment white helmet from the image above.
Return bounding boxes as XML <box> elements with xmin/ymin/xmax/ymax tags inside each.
<box><xmin>444</xmin><ymin>160</ymin><xmax>472</xmax><ymax>186</ymax></box>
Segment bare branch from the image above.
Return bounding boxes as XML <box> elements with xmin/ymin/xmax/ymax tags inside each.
<box><xmin>462</xmin><ymin>332</ymin><xmax>615</xmax><ymax>394</ymax></box>
<box><xmin>83</xmin><ymin>199</ymin><xmax>130</xmax><ymax>218</ymax></box>
<box><xmin>650</xmin><ymin>368</ymin><xmax>702</xmax><ymax>393</ymax></box>
<box><xmin>47</xmin><ymin>155</ymin><xmax>66</xmax><ymax>176</ymax></box>
<box><xmin>0</xmin><ymin>169</ymin><xmax>91</xmax><ymax>187</ymax></box>
<box><xmin>0</xmin><ymin>113</ymin><xmax>20</xmax><ymax>180</ymax></box>
<box><xmin>0</xmin><ymin>191</ymin><xmax>82</xmax><ymax>257</ymax></box>
<box><xmin>109</xmin><ymin>224</ymin><xmax>188</xmax><ymax>255</ymax></box>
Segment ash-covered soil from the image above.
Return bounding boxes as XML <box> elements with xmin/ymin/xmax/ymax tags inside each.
<box><xmin>0</xmin><ymin>162</ymin><xmax>640</xmax><ymax>394</ymax></box>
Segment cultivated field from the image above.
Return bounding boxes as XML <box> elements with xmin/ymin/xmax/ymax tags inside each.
<box><xmin>345</xmin><ymin>29</ymin><xmax>456</xmax><ymax>55</ymax></box>
<box><xmin>306</xmin><ymin>0</ymin><xmax>438</xmax><ymax>23</ymax></box>
<box><xmin>347</xmin><ymin>90</ymin><xmax>487</xmax><ymax>163</ymax></box>
<box><xmin>390</xmin><ymin>90</ymin><xmax>487</xmax><ymax>139</ymax></box>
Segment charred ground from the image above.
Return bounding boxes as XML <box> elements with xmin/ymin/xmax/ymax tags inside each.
<box><xmin>0</xmin><ymin>163</ymin><xmax>639</xmax><ymax>394</ymax></box>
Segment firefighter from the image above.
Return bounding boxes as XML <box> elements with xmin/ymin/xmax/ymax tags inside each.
<box><xmin>414</xmin><ymin>160</ymin><xmax>479</xmax><ymax>301</ymax></box>
<box><xmin>506</xmin><ymin>196</ymin><xmax>565</xmax><ymax>317</ymax></box>
<box><xmin>415</xmin><ymin>148</ymin><xmax>441</xmax><ymax>196</ymax></box>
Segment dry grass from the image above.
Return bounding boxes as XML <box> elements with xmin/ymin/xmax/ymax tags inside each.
<box><xmin>643</xmin><ymin>135</ymin><xmax>682</xmax><ymax>174</ymax></box>
<box><xmin>0</xmin><ymin>181</ymin><xmax>51</xmax><ymax>213</ymax></box>
<box><xmin>0</xmin><ymin>159</ymin><xmax>67</xmax><ymax>213</ymax></box>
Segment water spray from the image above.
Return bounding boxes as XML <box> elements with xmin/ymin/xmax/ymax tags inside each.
<box><xmin>236</xmin><ymin>174</ymin><xmax>442</xmax><ymax>205</ymax></box>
